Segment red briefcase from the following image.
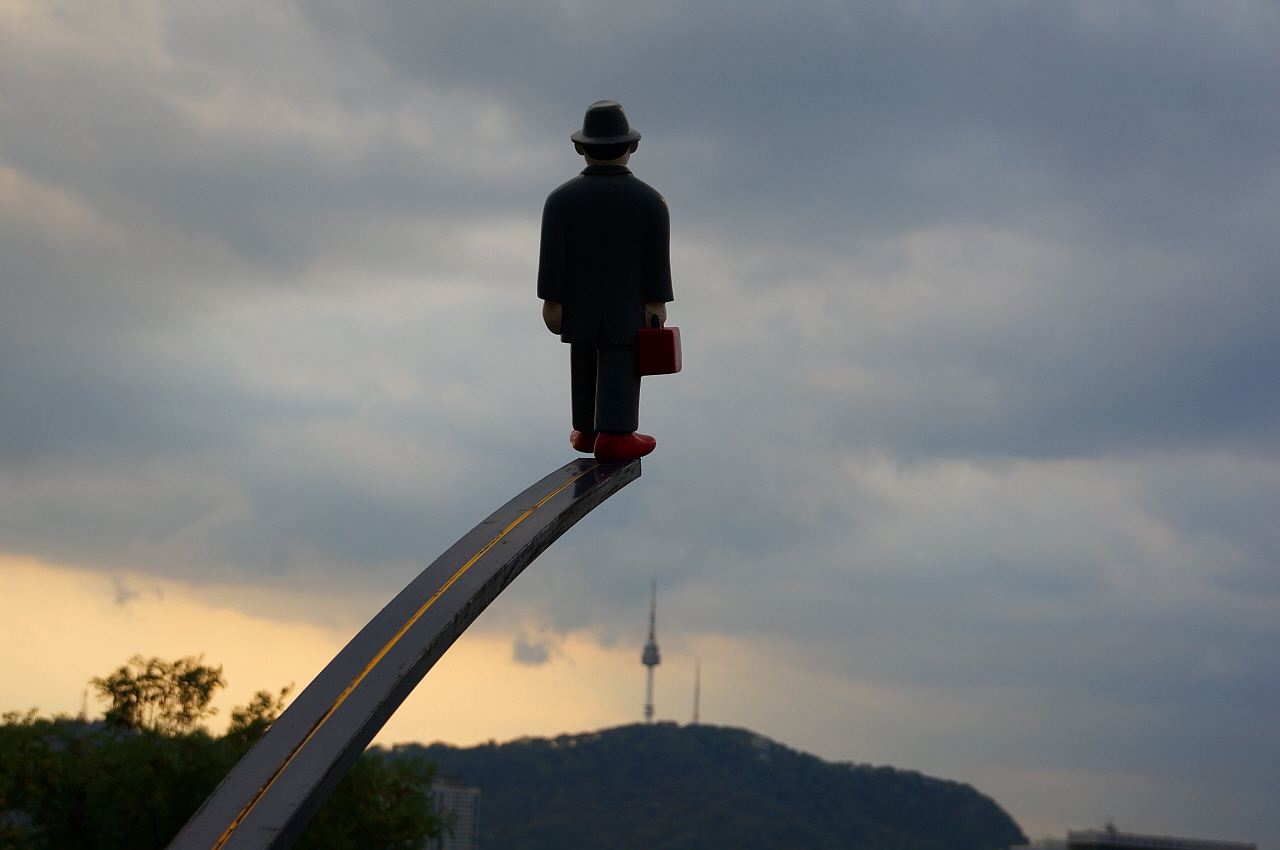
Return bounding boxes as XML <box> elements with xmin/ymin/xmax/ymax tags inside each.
<box><xmin>637</xmin><ymin>316</ymin><xmax>682</xmax><ymax>376</ymax></box>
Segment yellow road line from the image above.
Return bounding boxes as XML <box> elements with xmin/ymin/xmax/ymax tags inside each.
<box><xmin>210</xmin><ymin>465</ymin><xmax>596</xmax><ymax>849</ymax></box>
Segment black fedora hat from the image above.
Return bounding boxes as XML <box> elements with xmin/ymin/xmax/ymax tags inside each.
<box><xmin>571</xmin><ymin>100</ymin><xmax>641</xmax><ymax>145</ymax></box>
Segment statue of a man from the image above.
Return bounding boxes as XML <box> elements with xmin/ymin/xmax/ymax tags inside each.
<box><xmin>538</xmin><ymin>100</ymin><xmax>673</xmax><ymax>463</ymax></box>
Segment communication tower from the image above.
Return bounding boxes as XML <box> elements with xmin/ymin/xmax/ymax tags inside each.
<box><xmin>692</xmin><ymin>658</ymin><xmax>701</xmax><ymax>724</ymax></box>
<box><xmin>641</xmin><ymin>579</ymin><xmax>661</xmax><ymax>723</ymax></box>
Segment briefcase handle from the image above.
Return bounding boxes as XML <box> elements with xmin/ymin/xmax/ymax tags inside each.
<box><xmin>649</xmin><ymin>314</ymin><xmax>662</xmax><ymax>329</ymax></box>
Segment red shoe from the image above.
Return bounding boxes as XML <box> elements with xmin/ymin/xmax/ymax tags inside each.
<box><xmin>570</xmin><ymin>430</ymin><xmax>598</xmax><ymax>453</ymax></box>
<box><xmin>594</xmin><ymin>431</ymin><xmax>656</xmax><ymax>463</ymax></box>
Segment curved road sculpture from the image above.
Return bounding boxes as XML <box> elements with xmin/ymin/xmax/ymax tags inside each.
<box><xmin>168</xmin><ymin>457</ymin><xmax>642</xmax><ymax>850</ymax></box>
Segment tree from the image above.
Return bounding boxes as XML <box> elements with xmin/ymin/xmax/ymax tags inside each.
<box><xmin>294</xmin><ymin>753</ymin><xmax>442</xmax><ymax>850</ymax></box>
<box><xmin>1</xmin><ymin>657</ymin><xmax>445</xmax><ymax>850</ymax></box>
<box><xmin>226</xmin><ymin>684</ymin><xmax>293</xmax><ymax>745</ymax></box>
<box><xmin>91</xmin><ymin>655</ymin><xmax>226</xmax><ymax>734</ymax></box>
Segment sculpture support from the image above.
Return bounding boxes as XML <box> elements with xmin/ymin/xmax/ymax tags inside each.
<box><xmin>168</xmin><ymin>458</ymin><xmax>641</xmax><ymax>850</ymax></box>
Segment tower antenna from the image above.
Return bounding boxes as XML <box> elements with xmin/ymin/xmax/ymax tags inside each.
<box><xmin>692</xmin><ymin>658</ymin><xmax>700</xmax><ymax>724</ymax></box>
<box><xmin>641</xmin><ymin>579</ymin><xmax>661</xmax><ymax>723</ymax></box>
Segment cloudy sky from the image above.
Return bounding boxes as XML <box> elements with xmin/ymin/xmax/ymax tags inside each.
<box><xmin>2</xmin><ymin>0</ymin><xmax>1277</xmax><ymax>845</ymax></box>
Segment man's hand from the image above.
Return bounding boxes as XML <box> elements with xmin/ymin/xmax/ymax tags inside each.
<box><xmin>644</xmin><ymin>302</ymin><xmax>668</xmax><ymax>327</ymax></box>
<box><xmin>542</xmin><ymin>300</ymin><xmax>563</xmax><ymax>334</ymax></box>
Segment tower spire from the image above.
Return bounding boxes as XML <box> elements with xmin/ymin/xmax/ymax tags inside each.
<box><xmin>692</xmin><ymin>658</ymin><xmax>700</xmax><ymax>724</ymax></box>
<box><xmin>641</xmin><ymin>579</ymin><xmax>661</xmax><ymax>723</ymax></box>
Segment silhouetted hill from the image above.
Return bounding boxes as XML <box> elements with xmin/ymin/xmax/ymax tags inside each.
<box><xmin>387</xmin><ymin>722</ymin><xmax>1026</xmax><ymax>850</ymax></box>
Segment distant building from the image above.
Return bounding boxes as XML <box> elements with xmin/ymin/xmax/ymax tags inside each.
<box><xmin>1014</xmin><ymin>825</ymin><xmax>1254</xmax><ymax>850</ymax></box>
<box><xmin>1067</xmin><ymin>826</ymin><xmax>1254</xmax><ymax>850</ymax></box>
<box><xmin>428</xmin><ymin>774</ymin><xmax>480</xmax><ymax>850</ymax></box>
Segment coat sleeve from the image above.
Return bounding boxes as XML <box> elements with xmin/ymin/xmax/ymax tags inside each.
<box><xmin>644</xmin><ymin>194</ymin><xmax>674</xmax><ymax>304</ymax></box>
<box><xmin>537</xmin><ymin>193</ymin><xmax>567</xmax><ymax>303</ymax></box>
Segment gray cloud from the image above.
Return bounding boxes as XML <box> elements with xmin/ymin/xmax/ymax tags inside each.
<box><xmin>512</xmin><ymin>633</ymin><xmax>554</xmax><ymax>667</ymax></box>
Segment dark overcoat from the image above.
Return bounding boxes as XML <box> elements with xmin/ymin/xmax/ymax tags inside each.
<box><xmin>537</xmin><ymin>164</ymin><xmax>673</xmax><ymax>344</ymax></box>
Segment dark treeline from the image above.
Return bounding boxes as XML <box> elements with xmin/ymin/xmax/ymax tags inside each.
<box><xmin>393</xmin><ymin>722</ymin><xmax>1028</xmax><ymax>850</ymax></box>
<box><xmin>0</xmin><ymin>656</ymin><xmax>442</xmax><ymax>850</ymax></box>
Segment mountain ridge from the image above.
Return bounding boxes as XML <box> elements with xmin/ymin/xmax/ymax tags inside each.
<box><xmin>385</xmin><ymin>721</ymin><xmax>1027</xmax><ymax>850</ymax></box>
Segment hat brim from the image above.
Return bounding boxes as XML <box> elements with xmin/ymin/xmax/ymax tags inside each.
<box><xmin>571</xmin><ymin>129</ymin><xmax>641</xmax><ymax>145</ymax></box>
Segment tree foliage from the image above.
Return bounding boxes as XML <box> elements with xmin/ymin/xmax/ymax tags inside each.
<box><xmin>294</xmin><ymin>753</ymin><xmax>441</xmax><ymax>850</ymax></box>
<box><xmin>225</xmin><ymin>684</ymin><xmax>293</xmax><ymax>746</ymax></box>
<box><xmin>1</xmin><ymin>657</ymin><xmax>443</xmax><ymax>850</ymax></box>
<box><xmin>91</xmin><ymin>655</ymin><xmax>226</xmax><ymax>734</ymax></box>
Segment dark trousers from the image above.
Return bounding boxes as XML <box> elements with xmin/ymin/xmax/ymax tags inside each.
<box><xmin>570</xmin><ymin>343</ymin><xmax>641</xmax><ymax>433</ymax></box>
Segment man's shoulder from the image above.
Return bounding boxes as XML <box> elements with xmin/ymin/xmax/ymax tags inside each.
<box><xmin>546</xmin><ymin>173</ymin><xmax>587</xmax><ymax>199</ymax></box>
<box><xmin>623</xmin><ymin>173</ymin><xmax>666</xmax><ymax>201</ymax></box>
<box><xmin>636</xmin><ymin>179</ymin><xmax>668</xmax><ymax>209</ymax></box>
